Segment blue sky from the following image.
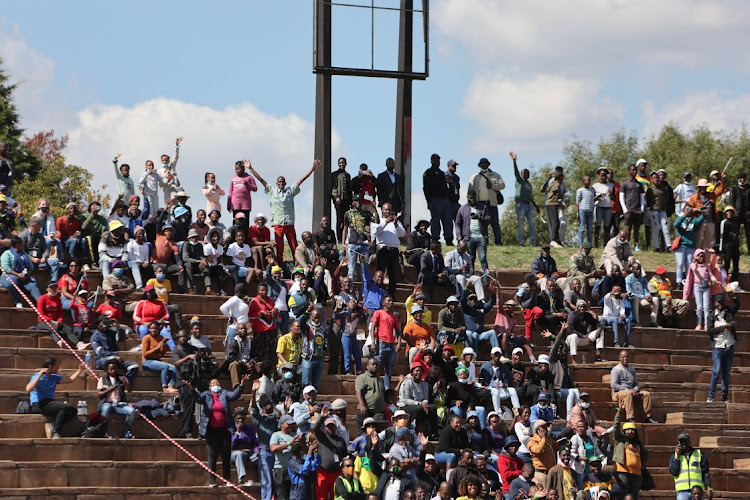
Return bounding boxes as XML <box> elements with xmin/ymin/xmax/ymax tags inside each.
<box><xmin>3</xmin><ymin>1</ymin><xmax>750</xmax><ymax>229</ymax></box>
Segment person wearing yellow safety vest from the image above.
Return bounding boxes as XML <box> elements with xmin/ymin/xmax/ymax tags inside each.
<box><xmin>334</xmin><ymin>456</ymin><xmax>366</xmax><ymax>500</ymax></box>
<box><xmin>647</xmin><ymin>267</ymin><xmax>689</xmax><ymax>328</ymax></box>
<box><xmin>668</xmin><ymin>433</ymin><xmax>712</xmax><ymax>500</ymax></box>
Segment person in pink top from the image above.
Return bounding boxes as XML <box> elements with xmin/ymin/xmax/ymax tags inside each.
<box><xmin>202</xmin><ymin>172</ymin><xmax>226</xmax><ymax>214</ymax></box>
<box><xmin>227</xmin><ymin>160</ymin><xmax>258</xmax><ymax>220</ymax></box>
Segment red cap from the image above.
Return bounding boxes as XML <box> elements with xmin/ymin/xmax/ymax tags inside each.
<box><xmin>655</xmin><ymin>266</ymin><xmax>667</xmax><ymax>275</ymax></box>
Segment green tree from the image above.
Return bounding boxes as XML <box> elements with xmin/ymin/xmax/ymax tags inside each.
<box><xmin>0</xmin><ymin>57</ymin><xmax>42</xmax><ymax>180</ymax></box>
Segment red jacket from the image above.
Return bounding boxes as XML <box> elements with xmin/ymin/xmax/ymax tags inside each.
<box><xmin>37</xmin><ymin>294</ymin><xmax>63</xmax><ymax>323</ymax></box>
<box><xmin>497</xmin><ymin>451</ymin><xmax>525</xmax><ymax>494</ymax></box>
<box><xmin>248</xmin><ymin>296</ymin><xmax>278</xmax><ymax>333</ymax></box>
<box><xmin>132</xmin><ymin>299</ymin><xmax>169</xmax><ymax>325</ymax></box>
<box><xmin>56</xmin><ymin>216</ymin><xmax>81</xmax><ymax>240</ymax></box>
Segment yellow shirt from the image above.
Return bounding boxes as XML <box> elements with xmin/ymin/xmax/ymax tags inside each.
<box><xmin>276</xmin><ymin>332</ymin><xmax>302</xmax><ymax>367</ymax></box>
<box><xmin>405</xmin><ymin>295</ymin><xmax>432</xmax><ymax>325</ymax></box>
<box><xmin>354</xmin><ymin>455</ymin><xmax>379</xmax><ymax>493</ymax></box>
<box><xmin>146</xmin><ymin>278</ymin><xmax>171</xmax><ymax>304</ymax></box>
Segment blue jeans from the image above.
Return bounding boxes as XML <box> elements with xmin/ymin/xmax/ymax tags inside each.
<box><xmin>674</xmin><ymin>247</ymin><xmax>694</xmax><ymax>284</ymax></box>
<box><xmin>556</xmin><ymin>388</ymin><xmax>581</xmax><ymax>414</ymax></box>
<box><xmin>450</xmin><ymin>405</ymin><xmax>486</xmax><ymax>429</ymax></box>
<box><xmin>602</xmin><ymin>316</ymin><xmax>631</xmax><ymax>345</ymax></box>
<box><xmin>347</xmin><ymin>243</ymin><xmax>369</xmax><ymax>282</ymax></box>
<box><xmin>231</xmin><ymin>450</ymin><xmax>258</xmax><ymax>481</ymax></box>
<box><xmin>578</xmin><ymin>210</ymin><xmax>594</xmax><ymax>247</ymax></box>
<box><xmin>649</xmin><ymin>209</ymin><xmax>671</xmax><ymax>250</ymax></box>
<box><xmin>301</xmin><ymin>357</ymin><xmax>325</xmax><ymax>388</ymax></box>
<box><xmin>376</xmin><ymin>341</ymin><xmax>397</xmax><ymax>389</ymax></box>
<box><xmin>141</xmin><ymin>359</ymin><xmax>177</xmax><ymax>388</ymax></box>
<box><xmin>433</xmin><ymin>451</ymin><xmax>458</xmax><ymax>466</ymax></box>
<box><xmin>128</xmin><ymin>261</ymin><xmax>149</xmax><ymax>289</ymax></box>
<box><xmin>37</xmin><ymin>257</ymin><xmax>61</xmax><ymax>282</ymax></box>
<box><xmin>100</xmin><ymin>401</ymin><xmax>135</xmax><ymax>432</ymax></box>
<box><xmin>429</xmin><ymin>198</ymin><xmax>454</xmax><ymax>244</ymax></box>
<box><xmin>137</xmin><ymin>325</ymin><xmax>175</xmax><ymax>350</ymax></box>
<box><xmin>63</xmin><ymin>237</ymin><xmax>82</xmax><ymax>260</ymax></box>
<box><xmin>277</xmin><ymin>311</ymin><xmax>290</xmax><ymax>336</ymax></box>
<box><xmin>467</xmin><ymin>235</ymin><xmax>488</xmax><ymax>273</ymax></box>
<box><xmin>676</xmin><ymin>492</ymin><xmax>692</xmax><ymax>500</ymax></box>
<box><xmin>341</xmin><ymin>334</ymin><xmax>362</xmax><ymax>374</ymax></box>
<box><xmin>515</xmin><ymin>202</ymin><xmax>536</xmax><ymax>246</ymax></box>
<box><xmin>709</xmin><ymin>346</ymin><xmax>734</xmax><ymax>400</ymax></box>
<box><xmin>259</xmin><ymin>446</ymin><xmax>275</xmax><ymax>500</ymax></box>
<box><xmin>0</xmin><ymin>274</ymin><xmax>41</xmax><ymax>305</ymax></box>
<box><xmin>466</xmin><ymin>329</ymin><xmax>499</xmax><ymax>351</ymax></box>
<box><xmin>487</xmin><ymin>204</ymin><xmax>502</xmax><ymax>245</ymax></box>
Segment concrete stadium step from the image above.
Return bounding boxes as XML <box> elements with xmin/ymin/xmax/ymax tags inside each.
<box><xmin>0</xmin><ymin>438</ymin><xmax>207</xmax><ymax>462</ymax></box>
<box><xmin>0</xmin><ymin>486</ymin><xmax>261</xmax><ymax>500</ymax></box>
<box><xmin>701</xmin><ymin>433</ymin><xmax>750</xmax><ymax>447</ymax></box>
<box><xmin>665</xmin><ymin>412</ymin><xmax>727</xmax><ymax>424</ymax></box>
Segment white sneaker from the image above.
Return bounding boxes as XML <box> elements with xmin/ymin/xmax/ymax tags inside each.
<box><xmin>706</xmin><ymin>398</ymin><xmax>715</xmax><ymax>403</ymax></box>
<box><xmin>83</xmin><ymin>264</ymin><xmax>91</xmax><ymax>272</ymax></box>
<box><xmin>15</xmin><ymin>303</ymin><xmax>23</xmax><ymax>308</ymax></box>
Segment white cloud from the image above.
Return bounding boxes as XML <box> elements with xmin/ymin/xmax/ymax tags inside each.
<box><xmin>66</xmin><ymin>98</ymin><xmax>340</xmax><ymax>232</ymax></box>
<box><xmin>433</xmin><ymin>0</ymin><xmax>750</xmax><ymax>73</ymax></box>
<box><xmin>641</xmin><ymin>91</ymin><xmax>750</xmax><ymax>137</ymax></box>
<box><xmin>462</xmin><ymin>72</ymin><xmax>626</xmax><ymax>155</ymax></box>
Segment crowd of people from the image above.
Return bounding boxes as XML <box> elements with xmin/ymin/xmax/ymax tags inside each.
<box><xmin>7</xmin><ymin>140</ymin><xmax>734</xmax><ymax>500</ymax></box>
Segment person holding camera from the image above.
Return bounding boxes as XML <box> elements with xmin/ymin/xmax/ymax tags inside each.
<box><xmin>97</xmin><ymin>359</ymin><xmax>135</xmax><ymax>439</ymax></box>
<box><xmin>673</xmin><ymin>205</ymin><xmax>704</xmax><ymax>287</ymax></box>
<box><xmin>188</xmin><ymin>374</ymin><xmax>251</xmax><ymax>487</ymax></box>
<box><xmin>172</xmin><ymin>330</ymin><xmax>200</xmax><ymax>438</ymax></box>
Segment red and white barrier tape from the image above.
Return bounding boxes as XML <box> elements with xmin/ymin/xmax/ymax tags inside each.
<box><xmin>2</xmin><ymin>270</ymin><xmax>256</xmax><ymax>498</ymax></box>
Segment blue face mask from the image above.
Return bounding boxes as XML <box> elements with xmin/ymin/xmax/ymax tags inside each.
<box><xmin>156</xmin><ymin>274</ymin><xmax>165</xmax><ymax>281</ymax></box>
<box><xmin>190</xmin><ymin>240</ymin><xmax>199</xmax><ymax>246</ymax></box>
<box><xmin>113</xmin><ymin>268</ymin><xmax>123</xmax><ymax>277</ymax></box>
<box><xmin>459</xmin><ymin>378</ymin><xmax>469</xmax><ymax>384</ymax></box>
<box><xmin>283</xmin><ymin>371</ymin><xmax>293</xmax><ymax>380</ymax></box>
<box><xmin>210</xmin><ymin>385</ymin><xmax>221</xmax><ymax>393</ymax></box>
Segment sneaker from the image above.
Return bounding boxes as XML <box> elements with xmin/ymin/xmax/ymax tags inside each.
<box><xmin>646</xmin><ymin>416</ymin><xmax>659</xmax><ymax>424</ymax></box>
<box><xmin>623</xmin><ymin>343</ymin><xmax>630</xmax><ymax>348</ymax></box>
<box><xmin>135</xmin><ymin>287</ymin><xmax>144</xmax><ymax>293</ymax></box>
<box><xmin>83</xmin><ymin>264</ymin><xmax>91</xmax><ymax>272</ymax></box>
<box><xmin>209</xmin><ymin>483</ymin><xmax>217</xmax><ymax>488</ymax></box>
<box><xmin>706</xmin><ymin>398</ymin><xmax>715</xmax><ymax>403</ymax></box>
<box><xmin>614</xmin><ymin>342</ymin><xmax>620</xmax><ymax>348</ymax></box>
<box><xmin>595</xmin><ymin>355</ymin><xmax>603</xmax><ymax>362</ymax></box>
<box><xmin>52</xmin><ymin>432</ymin><xmax>61</xmax><ymax>439</ymax></box>
<box><xmin>15</xmin><ymin>302</ymin><xmax>23</xmax><ymax>308</ymax></box>
<box><xmin>124</xmin><ymin>431</ymin><xmax>133</xmax><ymax>439</ymax></box>
<box><xmin>634</xmin><ymin>244</ymin><xmax>640</xmax><ymax>252</ymax></box>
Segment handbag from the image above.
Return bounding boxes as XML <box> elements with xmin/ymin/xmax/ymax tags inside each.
<box><xmin>670</xmin><ymin>235</ymin><xmax>681</xmax><ymax>251</ymax></box>
<box><xmin>640</xmin><ymin>465</ymin><xmax>656</xmax><ymax>491</ymax></box>
<box><xmin>479</xmin><ymin>172</ymin><xmax>504</xmax><ymax>205</ymax></box>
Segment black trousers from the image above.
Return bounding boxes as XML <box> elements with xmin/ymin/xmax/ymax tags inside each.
<box><xmin>624</xmin><ymin>212</ymin><xmax>643</xmax><ymax>245</ymax></box>
<box><xmin>401</xmin><ymin>404</ymin><xmax>439</xmax><ymax>437</ymax></box>
<box><xmin>32</xmin><ymin>399</ymin><xmax>77</xmax><ymax>434</ymax></box>
<box><xmin>177</xmin><ymin>383</ymin><xmax>195</xmax><ymax>436</ymax></box>
<box><xmin>38</xmin><ymin>321</ymin><xmax>80</xmax><ymax>347</ymax></box>
<box><xmin>614</xmin><ymin>471</ymin><xmax>642</xmax><ymax>499</ymax></box>
<box><xmin>205</xmin><ymin>427</ymin><xmax>231</xmax><ymax>484</ymax></box>
<box><xmin>327</xmin><ymin>323</ymin><xmax>345</xmax><ymax>375</ymax></box>
<box><xmin>273</xmin><ymin>468</ymin><xmax>291</xmax><ymax>500</ymax></box>
<box><xmin>376</xmin><ymin>246</ymin><xmax>401</xmax><ymax>297</ymax></box>
<box><xmin>334</xmin><ymin>199</ymin><xmax>351</xmax><ymax>242</ymax></box>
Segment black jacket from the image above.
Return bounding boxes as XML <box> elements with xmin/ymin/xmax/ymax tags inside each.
<box><xmin>436</xmin><ymin>424</ymin><xmax>470</xmax><ymax>456</ymax></box>
<box><xmin>422</xmin><ymin>166</ymin><xmax>450</xmax><ymax>202</ymax></box>
<box><xmin>377</xmin><ymin>170</ymin><xmax>405</xmax><ymax>211</ymax></box>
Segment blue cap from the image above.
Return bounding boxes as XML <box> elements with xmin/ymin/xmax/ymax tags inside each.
<box><xmin>174</xmin><ymin>206</ymin><xmax>188</xmax><ymax>218</ymax></box>
<box><xmin>478</xmin><ymin>157</ymin><xmax>491</xmax><ymax>166</ymax></box>
<box><xmin>538</xmin><ymin>392</ymin><xmax>552</xmax><ymax>402</ymax></box>
<box><xmin>396</xmin><ymin>427</ymin><xmax>411</xmax><ymax>439</ymax></box>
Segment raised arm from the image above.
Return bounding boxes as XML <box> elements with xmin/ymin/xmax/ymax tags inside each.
<box><xmin>297</xmin><ymin>159</ymin><xmax>321</xmax><ymax>187</ymax></box>
<box><xmin>246</xmin><ymin>160</ymin><xmax>267</xmax><ymax>188</ymax></box>
<box><xmin>171</xmin><ymin>137</ymin><xmax>182</xmax><ymax>170</ymax></box>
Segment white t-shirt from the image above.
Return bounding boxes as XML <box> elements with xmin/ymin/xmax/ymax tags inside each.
<box><xmin>203</xmin><ymin>243</ymin><xmax>224</xmax><ymax>266</ymax></box>
<box><xmin>226</xmin><ymin>242</ymin><xmax>252</xmax><ymax>267</ymax></box>
<box><xmin>126</xmin><ymin>240</ymin><xmax>150</xmax><ymax>264</ymax></box>
<box><xmin>593</xmin><ymin>182</ymin><xmax>613</xmax><ymax>208</ymax></box>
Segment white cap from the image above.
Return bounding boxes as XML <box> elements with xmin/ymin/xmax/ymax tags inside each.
<box><xmin>255</xmin><ymin>212</ymin><xmax>267</xmax><ymax>221</ymax></box>
<box><xmin>446</xmin><ymin>295</ymin><xmax>460</xmax><ymax>305</ymax></box>
<box><xmin>425</xmin><ymin>454</ymin><xmax>436</xmax><ymax>462</ymax></box>
<box><xmin>538</xmin><ymin>354</ymin><xmax>550</xmax><ymax>364</ymax></box>
<box><xmin>462</xmin><ymin>347</ymin><xmax>476</xmax><ymax>357</ymax></box>
<box><xmin>635</xmin><ymin>158</ymin><xmax>648</xmax><ymax>166</ymax></box>
<box><xmin>392</xmin><ymin>410</ymin><xmax>409</xmax><ymax>420</ymax></box>
<box><xmin>512</xmin><ymin>347</ymin><xmax>524</xmax><ymax>356</ymax></box>
<box><xmin>303</xmin><ymin>385</ymin><xmax>317</xmax><ymax>395</ymax></box>
<box><xmin>490</xmin><ymin>347</ymin><xmax>502</xmax><ymax>355</ymax></box>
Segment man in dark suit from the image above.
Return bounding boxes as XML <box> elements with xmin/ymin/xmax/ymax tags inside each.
<box><xmin>377</xmin><ymin>157</ymin><xmax>405</xmax><ymax>214</ymax></box>
<box><xmin>418</xmin><ymin>242</ymin><xmax>460</xmax><ymax>300</ymax></box>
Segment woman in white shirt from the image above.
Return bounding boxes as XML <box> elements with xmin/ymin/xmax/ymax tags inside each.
<box><xmin>203</xmin><ymin>228</ymin><xmax>227</xmax><ymax>296</ymax></box>
<box><xmin>219</xmin><ymin>283</ymin><xmax>250</xmax><ymax>346</ymax></box>
<box><xmin>125</xmin><ymin>226</ymin><xmax>150</xmax><ymax>291</ymax></box>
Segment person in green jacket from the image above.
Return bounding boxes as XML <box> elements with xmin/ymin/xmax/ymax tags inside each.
<box><xmin>80</xmin><ymin>201</ymin><xmax>108</xmax><ymax>269</ymax></box>
<box><xmin>673</xmin><ymin>206</ymin><xmax>704</xmax><ymax>286</ymax></box>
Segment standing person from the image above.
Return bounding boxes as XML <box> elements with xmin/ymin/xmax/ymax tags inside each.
<box><xmin>612</xmin><ymin>403</ymin><xmax>648</xmax><ymax>500</ymax></box>
<box><xmin>688</xmin><ymin>179</ymin><xmax>719</xmax><ymax>250</ymax></box>
<box><xmin>315</xmin><ymin>405</ymin><xmax>349</xmax><ymax>500</ymax></box>
<box><xmin>301</xmin><ymin>308</ymin><xmax>327</xmax><ymax>389</ymax></box>
<box><xmin>674</xmin><ymin>172</ymin><xmax>697</xmax><ymax>221</ymax></box>
<box><xmin>355</xmin><ymin>357</ymin><xmax>386</xmax><ymax>428</ymax></box>
<box><xmin>334</xmin><ymin>456</ymin><xmax>366</xmax><ymax>500</ymax></box>
<box><xmin>138</xmin><ymin>161</ymin><xmax>164</xmax><ymax>225</ymax></box>
<box><xmin>370</xmin><ymin>295</ymin><xmax>401</xmax><ymax>389</ymax></box>
<box><xmin>620</xmin><ymin>165</ymin><xmax>646</xmax><ymax>253</ymax></box>
<box><xmin>728</xmin><ymin>171</ymin><xmax>750</xmax><ymax>254</ymax></box>
<box><xmin>373</xmin><ymin>202</ymin><xmax>405</xmax><ymax>298</ymax></box>
<box><xmin>683</xmin><ymin>249</ymin><xmax>715</xmax><ymax>331</ymax></box>
<box><xmin>610</xmin><ymin>350</ymin><xmax>656</xmax><ymax>423</ymax></box>
<box><xmin>202</xmin><ymin>172</ymin><xmax>226</xmax><ymax>215</ymax></box>
<box><xmin>250</xmin><ymin>159</ymin><xmax>320</xmax><ymax>261</ymax></box>
<box><xmin>543</xmin><ymin>170</ymin><xmax>565</xmax><ymax>247</ymax></box>
<box><xmin>468</xmin><ymin>157</ymin><xmax>506</xmax><ymax>246</ymax></box>
<box><xmin>717</xmin><ymin>206</ymin><xmax>741</xmax><ymax>281</ymax></box>
<box><xmin>271</xmin><ymin>414</ymin><xmax>299</xmax><ymax>500</ymax></box>
<box><xmin>249</xmin><ymin>281</ymin><xmax>280</xmax><ymax>361</ymax></box>
<box><xmin>511</xmin><ymin>151</ymin><xmax>537</xmax><ymax>247</ymax></box>
<box><xmin>545</xmin><ymin>447</ymin><xmax>578</xmax><ymax>500</ymax></box>
<box><xmin>352</xmin><ymin>163</ymin><xmax>379</xmax><ymax>216</ymax></box>
<box><xmin>190</xmin><ymin>376</ymin><xmax>250</xmax><ymax>487</ymax></box>
<box><xmin>423</xmin><ymin>153</ymin><xmax>453</xmax><ymax>246</ymax></box>
<box><xmin>332</xmin><ymin>157</ymin><xmax>353</xmax><ymax>241</ymax></box>
<box><xmin>707</xmin><ymin>294</ymin><xmax>738</xmax><ymax>403</ymax></box>
<box><xmin>342</xmin><ymin>196</ymin><xmax>374</xmax><ymax>284</ymax></box>
<box><xmin>446</xmin><ymin>159</ymin><xmax>461</xmax><ymax>221</ymax></box>
<box><xmin>609</xmin><ymin>169</ymin><xmax>622</xmax><ymax>240</ymax></box>
<box><xmin>377</xmin><ymin>157</ymin><xmax>405</xmax><ymax>215</ymax></box>
<box><xmin>670</xmin><ymin>434</ymin><xmax>712</xmax><ymax>500</ymax></box>
<box><xmin>157</xmin><ymin>137</ymin><xmax>183</xmax><ymax>206</ymax></box>
<box><xmin>527</xmin><ymin>420</ymin><xmax>559</xmax><ymax>485</ymax></box>
<box><xmin>674</xmin><ymin>206</ymin><xmax>704</xmax><ymax>286</ymax></box>
<box><xmin>405</xmin><ymin>220</ymin><xmax>432</xmax><ymax>267</ymax></box>
<box><xmin>576</xmin><ymin>175</ymin><xmax>596</xmax><ymax>248</ymax></box>
<box><xmin>56</xmin><ymin>202</ymin><xmax>83</xmax><ymax>262</ymax></box>
<box><xmin>227</xmin><ymin>160</ymin><xmax>258</xmax><ymax>221</ymax></box>
<box><xmin>593</xmin><ymin>166</ymin><xmax>614</xmax><ymax>248</ymax></box>
<box><xmin>455</xmin><ymin>191</ymin><xmax>491</xmax><ymax>273</ymax></box>
<box><xmin>646</xmin><ymin>171</ymin><xmax>671</xmax><ymax>252</ymax></box>
<box><xmin>26</xmin><ymin>357</ymin><xmax>84</xmax><ymax>438</ymax></box>
<box><xmin>112</xmin><ymin>153</ymin><xmax>135</xmax><ymax>201</ymax></box>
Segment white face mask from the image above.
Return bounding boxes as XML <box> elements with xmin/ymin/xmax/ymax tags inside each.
<box><xmin>210</xmin><ymin>385</ymin><xmax>221</xmax><ymax>393</ymax></box>
<box><xmin>580</xmin><ymin>401</ymin><xmax>590</xmax><ymax>409</ymax></box>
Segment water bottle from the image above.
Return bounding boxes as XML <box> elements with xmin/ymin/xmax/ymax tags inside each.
<box><xmin>77</xmin><ymin>400</ymin><xmax>88</xmax><ymax>416</ymax></box>
<box><xmin>85</xmin><ymin>351</ymin><xmax>93</xmax><ymax>369</ymax></box>
<box><xmin>581</xmin><ymin>354</ymin><xmax>587</xmax><ymax>364</ymax></box>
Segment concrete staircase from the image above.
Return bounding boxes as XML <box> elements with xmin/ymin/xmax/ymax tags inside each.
<box><xmin>0</xmin><ymin>265</ymin><xmax>748</xmax><ymax>498</ymax></box>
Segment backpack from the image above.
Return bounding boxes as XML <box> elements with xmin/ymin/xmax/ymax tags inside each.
<box><xmin>80</xmin><ymin>414</ymin><xmax>108</xmax><ymax>438</ymax></box>
<box><xmin>15</xmin><ymin>401</ymin><xmax>31</xmax><ymax>414</ymax></box>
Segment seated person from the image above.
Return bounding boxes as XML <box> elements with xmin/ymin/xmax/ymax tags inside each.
<box><xmin>180</xmin><ymin>228</ymin><xmax>211</xmax><ymax>295</ymax></box>
<box><xmin>479</xmin><ymin>347</ymin><xmax>521</xmax><ymax>416</ymax></box>
<box><xmin>90</xmin><ymin>315</ymin><xmax>139</xmax><ymax>384</ymax></box>
<box><xmin>447</xmin><ymin>365</ymin><xmax>491</xmax><ymax>426</ymax></box>
<box><xmin>97</xmin><ymin>359</ymin><xmax>136</xmax><ymax>439</ymax></box>
<box><xmin>149</xmin><ymin>225</ymin><xmax>182</xmax><ymax>281</ymax></box>
<box><xmin>610</xmin><ymin>350</ymin><xmax>657</xmax><ymax>424</ymax></box>
<box><xmin>445</xmin><ymin>240</ymin><xmax>487</xmax><ymax>301</ymax></box>
<box><xmin>230</xmin><ymin>407</ymin><xmax>261</xmax><ymax>486</ymax></box>
<box><xmin>566</xmin><ymin>300</ymin><xmax>603</xmax><ymax>363</ymax></box>
<box><xmin>140</xmin><ymin>320</ymin><xmax>179</xmax><ymax>393</ymax></box>
<box><xmin>526</xmin><ymin>358</ymin><xmax>556</xmax><ymax>418</ymax></box>
<box><xmin>202</xmin><ymin>227</ymin><xmax>228</xmax><ymax>296</ymax></box>
<box><xmin>225</xmin><ymin>230</ymin><xmax>260</xmax><ymax>284</ymax></box>
<box><xmin>57</xmin><ymin>259</ymin><xmax>90</xmax><ymax>311</ymax></box>
<box><xmin>648</xmin><ymin>266</ymin><xmax>689</xmax><ymax>328</ymax></box>
<box><xmin>563</xmin><ymin>278</ymin><xmax>589</xmax><ymax>315</ymax></box>
<box><xmin>625</xmin><ymin>262</ymin><xmax>656</xmax><ymax>327</ymax></box>
<box><xmin>146</xmin><ymin>265</ymin><xmax>184</xmax><ymax>331</ymax></box>
<box><xmin>405</xmin><ymin>219</ymin><xmax>431</xmax><ymax>267</ymax></box>
<box><xmin>20</xmin><ymin>214</ymin><xmax>60</xmax><ymax>282</ymax></box>
<box><xmin>398</xmin><ymin>363</ymin><xmax>439</xmax><ymax>438</ymax></box>
<box><xmin>497</xmin><ymin>299</ymin><xmax>536</xmax><ymax>362</ymax></box>
<box><xmin>600</xmin><ymin>285</ymin><xmax>632</xmax><ymax>348</ymax></box>
<box><xmin>26</xmin><ymin>356</ymin><xmax>84</xmax><ymax>438</ymax></box>
<box><xmin>567</xmin><ymin>242</ymin><xmax>599</xmax><ymax>295</ymax></box>
<box><xmin>516</xmin><ymin>273</ymin><xmax>542</xmax><ymax>343</ymax></box>
<box><xmin>248</xmin><ymin>213</ymin><xmax>275</xmax><ymax>275</ymax></box>
<box><xmin>437</xmin><ymin>296</ymin><xmax>469</xmax><ymax>354</ymax></box>
<box><xmin>188</xmin><ymin>209</ymin><xmax>210</xmax><ymax>242</ymax></box>
<box><xmin>132</xmin><ymin>286</ymin><xmax>175</xmax><ymax>349</ymax></box>
<box><xmin>187</xmin><ymin>317</ymin><xmax>211</xmax><ymax>353</ymax></box>
<box><xmin>312</xmin><ymin>215</ymin><xmax>339</xmax><ymax>264</ymax></box>
<box><xmin>37</xmin><ymin>280</ymin><xmax>87</xmax><ymax>350</ymax></box>
<box><xmin>98</xmin><ymin>220</ymin><xmax>128</xmax><ymax>278</ymax></box>
<box><xmin>463</xmin><ymin>290</ymin><xmax>498</xmax><ymax>350</ymax></box>
<box><xmin>402</xmin><ymin>305</ymin><xmax>436</xmax><ymax>366</ymax></box>
<box><xmin>125</xmin><ymin>225</ymin><xmax>151</xmax><ymax>292</ymax></box>
<box><xmin>531</xmin><ymin>243</ymin><xmax>568</xmax><ymax>294</ymax></box>
<box><xmin>225</xmin><ymin>323</ymin><xmax>253</xmax><ymax>388</ymax></box>
<box><xmin>418</xmin><ymin>242</ymin><xmax>460</xmax><ymax>301</ymax></box>
<box><xmin>101</xmin><ymin>259</ymin><xmax>135</xmax><ymax>300</ymax></box>
<box><xmin>537</xmin><ymin>279</ymin><xmax>566</xmax><ymax>335</ymax></box>
<box><xmin>80</xmin><ymin>201</ymin><xmax>109</xmax><ymax>269</ymax></box>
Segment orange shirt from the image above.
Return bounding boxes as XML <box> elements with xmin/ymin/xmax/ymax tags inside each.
<box><xmin>141</xmin><ymin>334</ymin><xmax>168</xmax><ymax>361</ymax></box>
<box><xmin>151</xmin><ymin>234</ymin><xmax>179</xmax><ymax>264</ymax></box>
<box><xmin>615</xmin><ymin>443</ymin><xmax>642</xmax><ymax>475</ymax></box>
<box><xmin>403</xmin><ymin>321</ymin><xmax>434</xmax><ymax>348</ymax></box>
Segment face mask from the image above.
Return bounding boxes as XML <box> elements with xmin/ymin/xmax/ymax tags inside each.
<box><xmin>156</xmin><ymin>274</ymin><xmax>165</xmax><ymax>281</ymax></box>
<box><xmin>391</xmin><ymin>465</ymin><xmax>402</xmax><ymax>476</ymax></box>
<box><xmin>210</xmin><ymin>385</ymin><xmax>221</xmax><ymax>393</ymax></box>
<box><xmin>294</xmin><ymin>277</ymin><xmax>301</xmax><ymax>282</ymax></box>
<box><xmin>190</xmin><ymin>240</ymin><xmax>199</xmax><ymax>246</ymax></box>
<box><xmin>740</xmin><ymin>180</ymin><xmax>747</xmax><ymax>186</ymax></box>
<box><xmin>459</xmin><ymin>378</ymin><xmax>469</xmax><ymax>384</ymax></box>
<box><xmin>40</xmin><ymin>207</ymin><xmax>48</xmax><ymax>213</ymax></box>
<box><xmin>580</xmin><ymin>401</ymin><xmax>590</xmax><ymax>409</ymax></box>
<box><xmin>538</xmin><ymin>402</ymin><xmax>547</xmax><ymax>407</ymax></box>
<box><xmin>113</xmin><ymin>268</ymin><xmax>124</xmax><ymax>277</ymax></box>
<box><xmin>207</xmin><ymin>181</ymin><xmax>215</xmax><ymax>186</ymax></box>
<box><xmin>162</xmin><ymin>162</ymin><xmax>169</xmax><ymax>167</ymax></box>
<box><xmin>283</xmin><ymin>371</ymin><xmax>293</xmax><ymax>380</ymax></box>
